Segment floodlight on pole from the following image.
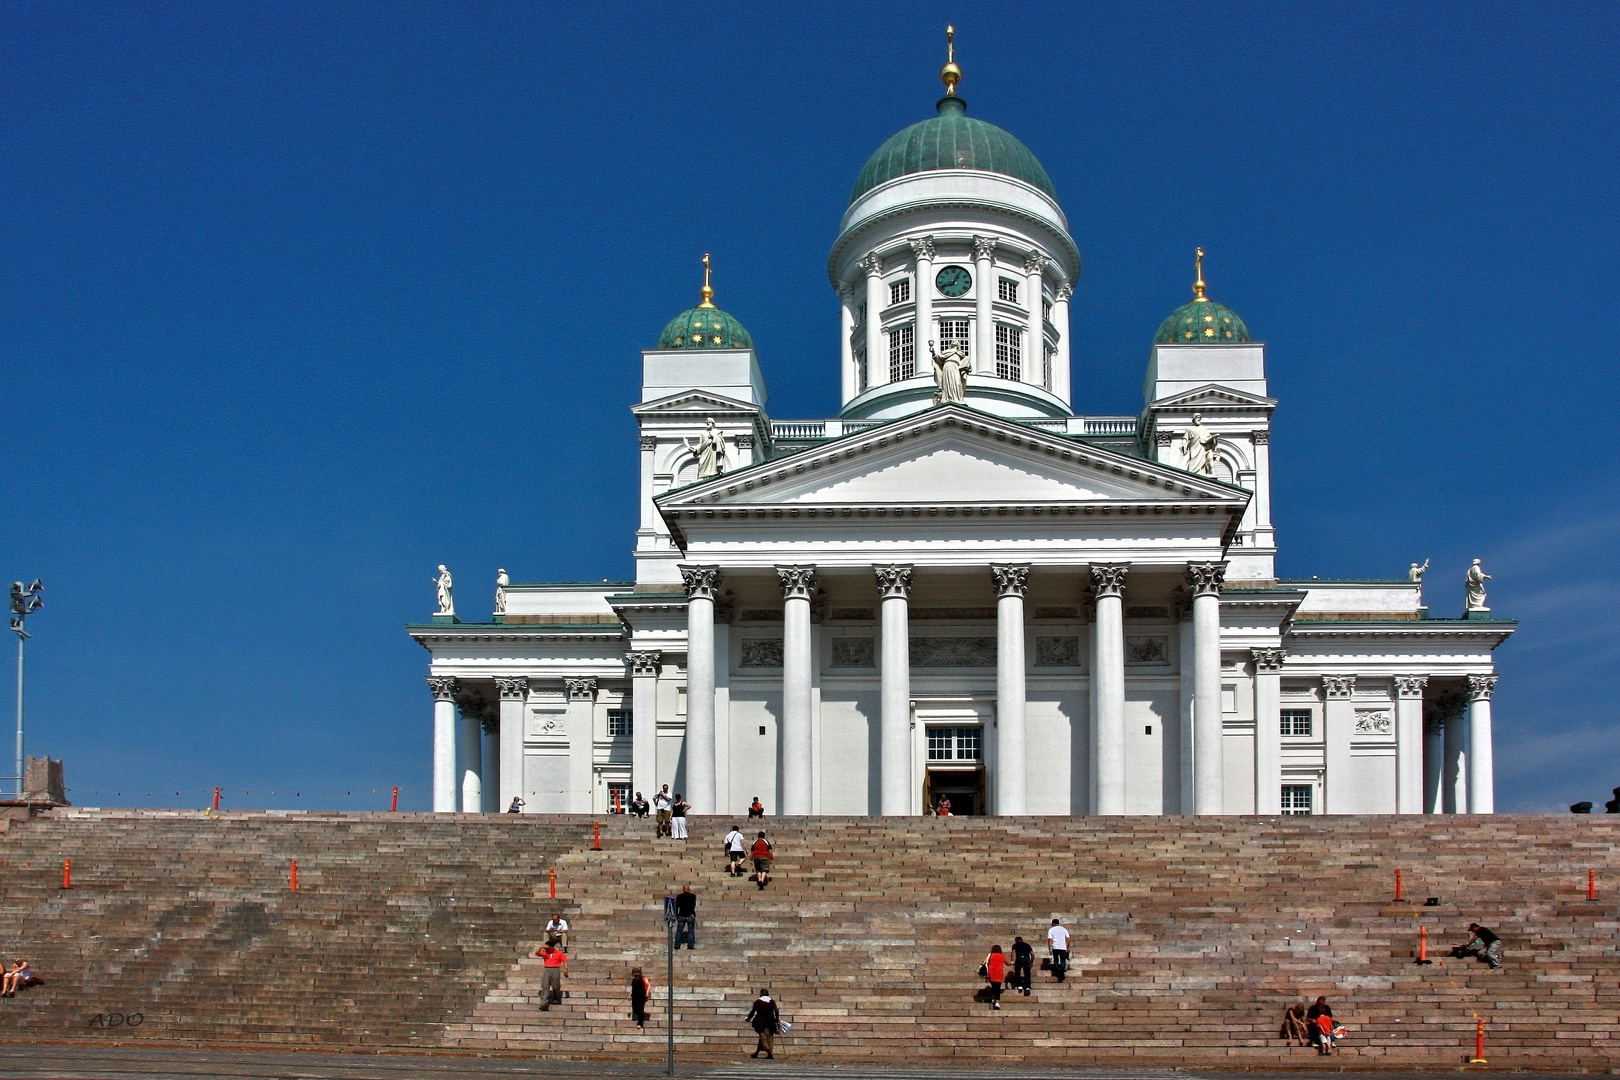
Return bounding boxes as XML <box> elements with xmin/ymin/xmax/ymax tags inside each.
<box><xmin>10</xmin><ymin>580</ymin><xmax>43</xmax><ymax>799</ymax></box>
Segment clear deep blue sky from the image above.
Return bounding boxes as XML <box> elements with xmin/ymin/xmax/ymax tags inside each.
<box><xmin>3</xmin><ymin>3</ymin><xmax>1616</xmax><ymax>812</ymax></box>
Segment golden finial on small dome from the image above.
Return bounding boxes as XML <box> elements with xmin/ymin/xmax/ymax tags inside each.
<box><xmin>698</xmin><ymin>252</ymin><xmax>715</xmax><ymax>308</ymax></box>
<box><xmin>940</xmin><ymin>25</ymin><xmax>962</xmax><ymax>96</ymax></box>
<box><xmin>1192</xmin><ymin>246</ymin><xmax>1208</xmax><ymax>302</ymax></box>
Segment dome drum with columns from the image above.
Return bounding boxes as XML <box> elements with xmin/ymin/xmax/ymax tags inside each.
<box><xmin>411</xmin><ymin>34</ymin><xmax>1514</xmax><ymax>821</ymax></box>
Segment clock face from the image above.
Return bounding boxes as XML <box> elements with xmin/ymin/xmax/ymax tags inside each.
<box><xmin>935</xmin><ymin>265</ymin><xmax>972</xmax><ymax>297</ymax></box>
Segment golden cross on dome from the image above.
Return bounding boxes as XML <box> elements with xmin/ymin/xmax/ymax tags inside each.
<box><xmin>1192</xmin><ymin>246</ymin><xmax>1208</xmax><ymax>301</ymax></box>
<box><xmin>941</xmin><ymin>26</ymin><xmax>962</xmax><ymax>96</ymax></box>
<box><xmin>699</xmin><ymin>252</ymin><xmax>715</xmax><ymax>308</ymax></box>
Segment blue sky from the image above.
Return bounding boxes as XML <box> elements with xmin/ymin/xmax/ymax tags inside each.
<box><xmin>2</xmin><ymin>2</ymin><xmax>1616</xmax><ymax>812</ymax></box>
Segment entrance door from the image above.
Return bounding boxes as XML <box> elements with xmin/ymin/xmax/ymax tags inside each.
<box><xmin>925</xmin><ymin>768</ymin><xmax>986</xmax><ymax>816</ymax></box>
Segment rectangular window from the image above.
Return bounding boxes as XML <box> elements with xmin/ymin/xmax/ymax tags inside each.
<box><xmin>995</xmin><ymin>324</ymin><xmax>1021</xmax><ymax>381</ymax></box>
<box><xmin>608</xmin><ymin>782</ymin><xmax>632</xmax><ymax>813</ymax></box>
<box><xmin>1043</xmin><ymin>299</ymin><xmax>1052</xmax><ymax>320</ymax></box>
<box><xmin>998</xmin><ymin>277</ymin><xmax>1019</xmax><ymax>303</ymax></box>
<box><xmin>1042</xmin><ymin>346</ymin><xmax>1053</xmax><ymax>390</ymax></box>
<box><xmin>607</xmin><ymin>709</ymin><xmax>632</xmax><ymax>738</ymax></box>
<box><xmin>1281</xmin><ymin>709</ymin><xmax>1313</xmax><ymax>737</ymax></box>
<box><xmin>889</xmin><ymin>278</ymin><xmax>911</xmax><ymax>306</ymax></box>
<box><xmin>938</xmin><ymin>318</ymin><xmax>970</xmax><ymax>354</ymax></box>
<box><xmin>1281</xmin><ymin>784</ymin><xmax>1313</xmax><ymax>815</ymax></box>
<box><xmin>927</xmin><ymin>726</ymin><xmax>982</xmax><ymax>762</ymax></box>
<box><xmin>889</xmin><ymin>324</ymin><xmax>915</xmax><ymax>381</ymax></box>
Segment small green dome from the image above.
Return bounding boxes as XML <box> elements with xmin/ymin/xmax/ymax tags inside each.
<box><xmin>851</xmin><ymin>96</ymin><xmax>1056</xmax><ymax>205</ymax></box>
<box><xmin>1154</xmin><ymin>297</ymin><xmax>1251</xmax><ymax>344</ymax></box>
<box><xmin>657</xmin><ymin>304</ymin><xmax>753</xmax><ymax>350</ymax></box>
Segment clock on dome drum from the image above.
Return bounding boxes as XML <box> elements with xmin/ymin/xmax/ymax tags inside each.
<box><xmin>935</xmin><ymin>265</ymin><xmax>972</xmax><ymax>297</ymax></box>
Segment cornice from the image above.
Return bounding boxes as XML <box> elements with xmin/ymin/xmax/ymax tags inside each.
<box><xmin>407</xmin><ymin>623</ymin><xmax>627</xmax><ymax>649</ymax></box>
<box><xmin>829</xmin><ymin>197</ymin><xmax>1081</xmax><ymax>285</ymax></box>
<box><xmin>1284</xmin><ymin>621</ymin><xmax>1517</xmax><ymax>646</ymax></box>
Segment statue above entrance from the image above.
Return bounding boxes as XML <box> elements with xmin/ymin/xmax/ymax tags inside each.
<box><xmin>929</xmin><ymin>339</ymin><xmax>969</xmax><ymax>405</ymax></box>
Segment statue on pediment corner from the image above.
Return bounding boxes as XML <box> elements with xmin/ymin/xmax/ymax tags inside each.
<box><xmin>434</xmin><ymin>564</ymin><xmax>454</xmax><ymax>617</ymax></box>
<box><xmin>494</xmin><ymin>568</ymin><xmax>509</xmax><ymax>616</ymax></box>
<box><xmin>1465</xmin><ymin>559</ymin><xmax>1491</xmax><ymax>611</ymax></box>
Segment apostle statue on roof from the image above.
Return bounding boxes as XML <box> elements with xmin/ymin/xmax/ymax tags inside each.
<box><xmin>1182</xmin><ymin>414</ymin><xmax>1219</xmax><ymax>476</ymax></box>
<box><xmin>929</xmin><ymin>339</ymin><xmax>969</xmax><ymax>405</ymax></box>
<box><xmin>686</xmin><ymin>418</ymin><xmax>728</xmax><ymax>479</ymax></box>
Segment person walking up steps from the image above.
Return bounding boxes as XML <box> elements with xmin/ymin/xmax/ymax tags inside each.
<box><xmin>750</xmin><ymin>831</ymin><xmax>774</xmax><ymax>889</ymax></box>
<box><xmin>1047</xmin><ymin>918</ymin><xmax>1071</xmax><ymax>982</ymax></box>
<box><xmin>982</xmin><ymin>943</ymin><xmax>1006</xmax><ymax>1009</ymax></box>
<box><xmin>1011</xmin><ymin>935</ymin><xmax>1034</xmax><ymax>995</ymax></box>
<box><xmin>674</xmin><ymin>885</ymin><xmax>697</xmax><ymax>949</ymax></box>
<box><xmin>724</xmin><ymin>824</ymin><xmax>747</xmax><ymax>876</ymax></box>
<box><xmin>746</xmin><ymin>989</ymin><xmax>780</xmax><ymax>1058</ymax></box>
<box><xmin>629</xmin><ymin>967</ymin><xmax>651</xmax><ymax>1029</ymax></box>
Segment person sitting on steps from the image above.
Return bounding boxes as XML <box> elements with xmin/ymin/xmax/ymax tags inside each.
<box><xmin>1455</xmin><ymin>922</ymin><xmax>1504</xmax><ymax>969</ymax></box>
<box><xmin>747</xmin><ymin>796</ymin><xmax>765</xmax><ymax>819</ymax></box>
<box><xmin>629</xmin><ymin>791</ymin><xmax>650</xmax><ymax>818</ymax></box>
<box><xmin>1280</xmin><ymin>1001</ymin><xmax>1310</xmax><ymax>1046</ymax></box>
<box><xmin>0</xmin><ymin>959</ymin><xmax>35</xmax><ymax>996</ymax></box>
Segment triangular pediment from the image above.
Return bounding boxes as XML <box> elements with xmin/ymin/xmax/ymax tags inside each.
<box><xmin>1150</xmin><ymin>384</ymin><xmax>1277</xmax><ymax>411</ymax></box>
<box><xmin>658</xmin><ymin>406</ymin><xmax>1248</xmax><ymax>510</ymax></box>
<box><xmin>631</xmin><ymin>389</ymin><xmax>762</xmax><ymax>417</ymax></box>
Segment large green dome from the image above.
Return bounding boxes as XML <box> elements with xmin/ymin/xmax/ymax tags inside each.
<box><xmin>851</xmin><ymin>96</ymin><xmax>1056</xmax><ymax>205</ymax></box>
<box><xmin>657</xmin><ymin>304</ymin><xmax>753</xmax><ymax>350</ymax></box>
<box><xmin>1154</xmin><ymin>297</ymin><xmax>1252</xmax><ymax>344</ymax></box>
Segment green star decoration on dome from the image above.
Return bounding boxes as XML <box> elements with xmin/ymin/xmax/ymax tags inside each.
<box><xmin>1153</xmin><ymin>247</ymin><xmax>1252</xmax><ymax>345</ymax></box>
<box><xmin>657</xmin><ymin>253</ymin><xmax>755</xmax><ymax>350</ymax></box>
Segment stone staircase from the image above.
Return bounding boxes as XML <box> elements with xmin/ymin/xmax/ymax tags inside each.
<box><xmin>0</xmin><ymin>809</ymin><xmax>1616</xmax><ymax>1069</ymax></box>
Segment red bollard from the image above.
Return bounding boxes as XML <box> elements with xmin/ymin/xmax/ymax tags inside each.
<box><xmin>212</xmin><ymin>787</ymin><xmax>221</xmax><ymax>811</ymax></box>
<box><xmin>391</xmin><ymin>786</ymin><xmax>399</xmax><ymax>813</ymax></box>
<box><xmin>592</xmin><ymin>821</ymin><xmax>601</xmax><ymax>851</ymax></box>
<box><xmin>612</xmin><ymin>789</ymin><xmax>622</xmax><ymax>814</ymax></box>
<box><xmin>1415</xmin><ymin>925</ymin><xmax>1432</xmax><ymax>964</ymax></box>
<box><xmin>290</xmin><ymin>860</ymin><xmax>298</xmax><ymax>893</ymax></box>
<box><xmin>1589</xmin><ymin>869</ymin><xmax>1597</xmax><ymax>901</ymax></box>
<box><xmin>61</xmin><ymin>858</ymin><xmax>71</xmax><ymax>890</ymax></box>
<box><xmin>1395</xmin><ymin>868</ymin><xmax>1405</xmax><ymax>902</ymax></box>
<box><xmin>1469</xmin><ymin>1016</ymin><xmax>1487</xmax><ymax>1064</ymax></box>
<box><xmin>549</xmin><ymin>866</ymin><xmax>557</xmax><ymax>899</ymax></box>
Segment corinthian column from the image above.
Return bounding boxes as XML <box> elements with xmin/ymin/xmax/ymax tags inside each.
<box><xmin>1466</xmin><ymin>674</ymin><xmax>1498</xmax><ymax>814</ymax></box>
<box><xmin>1188</xmin><ymin>562</ymin><xmax>1226</xmax><ymax>815</ymax></box>
<box><xmin>1090</xmin><ymin>564</ymin><xmax>1128</xmax><ymax>815</ymax></box>
<box><xmin>428</xmin><ymin>675</ymin><xmax>459</xmax><ymax>813</ymax></box>
<box><xmin>1442</xmin><ymin>695</ymin><xmax>1467</xmax><ymax>813</ymax></box>
<box><xmin>778</xmin><ymin>565</ymin><xmax>818</xmax><ymax>815</ymax></box>
<box><xmin>861</xmin><ymin>252</ymin><xmax>885</xmax><ymax>387</ymax></box>
<box><xmin>1394</xmin><ymin>675</ymin><xmax>1429</xmax><ymax>814</ymax></box>
<box><xmin>911</xmin><ymin>237</ymin><xmax>934</xmax><ymax>373</ymax></box>
<box><xmin>992</xmin><ymin>564</ymin><xmax>1030</xmax><ymax>815</ymax></box>
<box><xmin>876</xmin><ymin>565</ymin><xmax>914</xmax><ymax>816</ymax></box>
<box><xmin>1252</xmin><ymin>649</ymin><xmax>1285</xmax><ymax>815</ymax></box>
<box><xmin>564</xmin><ymin>677</ymin><xmax>597</xmax><ymax>814</ymax></box>
<box><xmin>628</xmin><ymin>651</ymin><xmax>661</xmax><ymax>805</ymax></box>
<box><xmin>973</xmin><ymin>236</ymin><xmax>996</xmax><ymax>373</ymax></box>
<box><xmin>496</xmin><ymin>676</ymin><xmax>529</xmax><ymax>812</ymax></box>
<box><xmin>1024</xmin><ymin>252</ymin><xmax>1044</xmax><ymax>386</ymax></box>
<box><xmin>680</xmin><ymin>565</ymin><xmax>721</xmax><ymax>814</ymax></box>
<box><xmin>456</xmin><ymin>699</ymin><xmax>482</xmax><ymax>813</ymax></box>
<box><xmin>480</xmin><ymin>716</ymin><xmax>499</xmax><ymax>812</ymax></box>
<box><xmin>1323</xmin><ymin>675</ymin><xmax>1356</xmax><ymax>813</ymax></box>
<box><xmin>1052</xmin><ymin>283</ymin><xmax>1072</xmax><ymax>403</ymax></box>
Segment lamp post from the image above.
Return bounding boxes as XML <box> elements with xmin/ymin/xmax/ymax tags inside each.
<box><xmin>9</xmin><ymin>580</ymin><xmax>43</xmax><ymax>798</ymax></box>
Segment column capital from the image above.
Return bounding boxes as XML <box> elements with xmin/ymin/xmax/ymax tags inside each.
<box><xmin>1186</xmin><ymin>561</ymin><xmax>1227</xmax><ymax>598</ymax></box>
<box><xmin>1089</xmin><ymin>563</ymin><xmax>1129</xmax><ymax>599</ymax></box>
<box><xmin>875</xmin><ymin>564</ymin><xmax>914</xmax><ymax>599</ymax></box>
<box><xmin>496</xmin><ymin>676</ymin><xmax>529</xmax><ymax>701</ymax></box>
<box><xmin>679</xmin><ymin>564</ymin><xmax>722</xmax><ymax>600</ymax></box>
<box><xmin>1154</xmin><ymin>428</ymin><xmax>1176</xmax><ymax>447</ymax></box>
<box><xmin>1252</xmin><ymin>429</ymin><xmax>1271</xmax><ymax>445</ymax></box>
<box><xmin>1467</xmin><ymin>673</ymin><xmax>1499</xmax><ymax>701</ymax></box>
<box><xmin>909</xmin><ymin>236</ymin><xmax>935</xmax><ymax>261</ymax></box>
<box><xmin>1251</xmin><ymin>648</ymin><xmax>1286</xmax><ymax>673</ymax></box>
<box><xmin>777</xmin><ymin>565</ymin><xmax>818</xmax><ymax>600</ymax></box>
<box><xmin>1022</xmin><ymin>251</ymin><xmax>1045</xmax><ymax>276</ymax></box>
<box><xmin>627</xmin><ymin>650</ymin><xmax>662</xmax><ymax>677</ymax></box>
<box><xmin>1323</xmin><ymin>674</ymin><xmax>1356</xmax><ymax>699</ymax></box>
<box><xmin>972</xmin><ymin>235</ymin><xmax>998</xmax><ymax>261</ymax></box>
<box><xmin>1054</xmin><ymin>283</ymin><xmax>1072</xmax><ymax>303</ymax></box>
<box><xmin>1395</xmin><ymin>674</ymin><xmax>1430</xmax><ymax>699</ymax></box>
<box><xmin>428</xmin><ymin>675</ymin><xmax>459</xmax><ymax>702</ymax></box>
<box><xmin>859</xmin><ymin>251</ymin><xmax>884</xmax><ymax>277</ymax></box>
<box><xmin>991</xmin><ymin>563</ymin><xmax>1031</xmax><ymax>598</ymax></box>
<box><xmin>564</xmin><ymin>677</ymin><xmax>598</xmax><ymax>702</ymax></box>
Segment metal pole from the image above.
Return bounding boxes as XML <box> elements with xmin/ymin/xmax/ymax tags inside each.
<box><xmin>14</xmin><ymin>633</ymin><xmax>23</xmax><ymax>798</ymax></box>
<box><xmin>666</xmin><ymin>918</ymin><xmax>675</xmax><ymax>1076</ymax></box>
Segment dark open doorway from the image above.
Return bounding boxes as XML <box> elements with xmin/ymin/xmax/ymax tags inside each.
<box><xmin>925</xmin><ymin>768</ymin><xmax>985</xmax><ymax>816</ymax></box>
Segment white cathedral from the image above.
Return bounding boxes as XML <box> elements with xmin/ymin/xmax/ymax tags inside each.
<box><xmin>411</xmin><ymin>47</ymin><xmax>1513</xmax><ymax>819</ymax></box>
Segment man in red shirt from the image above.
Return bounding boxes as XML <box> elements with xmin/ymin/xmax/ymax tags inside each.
<box><xmin>534</xmin><ymin>942</ymin><xmax>568</xmax><ymax>1010</ymax></box>
<box><xmin>750</xmin><ymin>832</ymin><xmax>774</xmax><ymax>890</ymax></box>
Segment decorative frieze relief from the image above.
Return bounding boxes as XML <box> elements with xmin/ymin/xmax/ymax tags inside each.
<box><xmin>829</xmin><ymin>638</ymin><xmax>876</xmax><ymax>668</ymax></box>
<box><xmin>1354</xmin><ymin>709</ymin><xmax>1394</xmax><ymax>735</ymax></box>
<box><xmin>1035</xmin><ymin>637</ymin><xmax>1080</xmax><ymax>667</ymax></box>
<box><xmin>911</xmin><ymin>607</ymin><xmax>997</xmax><ymax>621</ymax></box>
<box><xmin>910</xmin><ymin>637</ymin><xmax>996</xmax><ymax>667</ymax></box>
<box><xmin>427</xmin><ymin>675</ymin><xmax>459</xmax><ymax>702</ymax></box>
<box><xmin>740</xmin><ymin>640</ymin><xmax>784</xmax><ymax>668</ymax></box>
<box><xmin>1125</xmin><ymin>605</ymin><xmax>1169</xmax><ymax>619</ymax></box>
<box><xmin>828</xmin><ymin>608</ymin><xmax>875</xmax><ymax>622</ymax></box>
<box><xmin>533</xmin><ymin>710</ymin><xmax>565</xmax><ymax>737</ymax></box>
<box><xmin>1034</xmin><ymin>606</ymin><xmax>1079</xmax><ymax>619</ymax></box>
<box><xmin>1126</xmin><ymin>636</ymin><xmax>1169</xmax><ymax>664</ymax></box>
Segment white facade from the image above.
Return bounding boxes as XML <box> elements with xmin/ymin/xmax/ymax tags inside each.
<box><xmin>411</xmin><ymin>77</ymin><xmax>1512</xmax><ymax>819</ymax></box>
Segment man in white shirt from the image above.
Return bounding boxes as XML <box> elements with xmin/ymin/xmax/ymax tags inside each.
<box><xmin>723</xmin><ymin>825</ymin><xmax>747</xmax><ymax>876</ymax></box>
<box><xmin>545</xmin><ymin>914</ymin><xmax>569</xmax><ymax>952</ymax></box>
<box><xmin>653</xmin><ymin>785</ymin><xmax>673</xmax><ymax>838</ymax></box>
<box><xmin>1047</xmin><ymin>918</ymin><xmax>1071</xmax><ymax>982</ymax></box>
